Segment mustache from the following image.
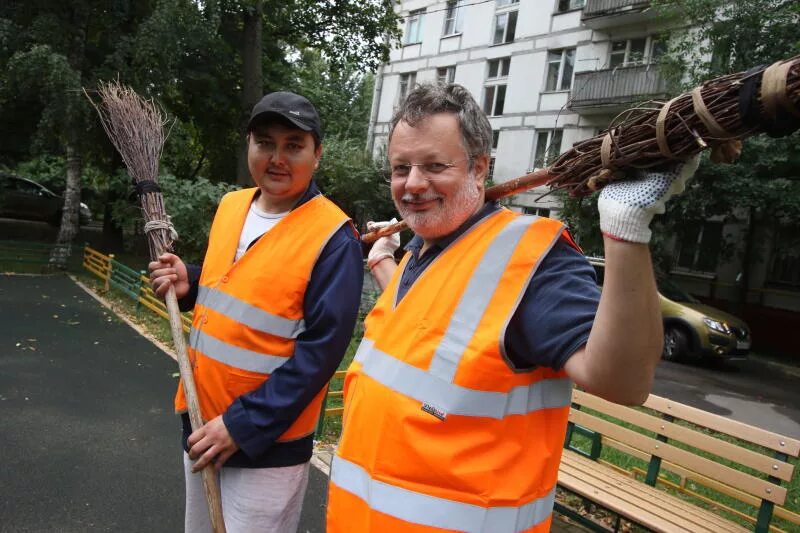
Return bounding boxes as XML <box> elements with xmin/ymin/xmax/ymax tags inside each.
<box><xmin>400</xmin><ymin>192</ymin><xmax>442</xmax><ymax>203</ymax></box>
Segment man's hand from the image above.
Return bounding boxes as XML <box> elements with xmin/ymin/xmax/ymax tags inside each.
<box><xmin>147</xmin><ymin>252</ymin><xmax>190</xmax><ymax>299</ymax></box>
<box><xmin>598</xmin><ymin>155</ymin><xmax>700</xmax><ymax>243</ymax></box>
<box><xmin>366</xmin><ymin>218</ymin><xmax>400</xmax><ymax>269</ymax></box>
<box><xmin>187</xmin><ymin>416</ymin><xmax>239</xmax><ymax>473</ymax></box>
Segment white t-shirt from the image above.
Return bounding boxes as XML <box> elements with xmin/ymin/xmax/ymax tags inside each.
<box><xmin>234</xmin><ymin>201</ymin><xmax>288</xmax><ymax>261</ymax></box>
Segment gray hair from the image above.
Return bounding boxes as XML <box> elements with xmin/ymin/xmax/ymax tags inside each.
<box><xmin>388</xmin><ymin>83</ymin><xmax>493</xmax><ymax>167</ymax></box>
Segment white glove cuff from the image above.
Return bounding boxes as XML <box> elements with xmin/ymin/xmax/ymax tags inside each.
<box><xmin>368</xmin><ymin>252</ymin><xmax>395</xmax><ymax>270</ymax></box>
<box><xmin>598</xmin><ymin>196</ymin><xmax>653</xmax><ymax>243</ymax></box>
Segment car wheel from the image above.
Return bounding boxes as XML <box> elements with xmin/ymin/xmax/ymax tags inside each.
<box><xmin>663</xmin><ymin>327</ymin><xmax>689</xmax><ymax>362</ymax></box>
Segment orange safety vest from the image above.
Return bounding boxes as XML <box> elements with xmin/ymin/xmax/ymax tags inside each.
<box><xmin>328</xmin><ymin>209</ymin><xmax>574</xmax><ymax>532</ymax></box>
<box><xmin>175</xmin><ymin>188</ymin><xmax>352</xmax><ymax>442</ymax></box>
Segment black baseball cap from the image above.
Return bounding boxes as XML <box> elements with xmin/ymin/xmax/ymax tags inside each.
<box><xmin>247</xmin><ymin>91</ymin><xmax>322</xmax><ymax>142</ymax></box>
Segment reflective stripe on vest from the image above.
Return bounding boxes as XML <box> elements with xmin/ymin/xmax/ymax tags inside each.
<box><xmin>428</xmin><ymin>215</ymin><xmax>532</xmax><ymax>382</ymax></box>
<box><xmin>197</xmin><ymin>286</ymin><xmax>306</xmax><ymax>339</ymax></box>
<box><xmin>355</xmin><ymin>338</ymin><xmax>572</xmax><ymax>418</ymax></box>
<box><xmin>331</xmin><ymin>455</ymin><xmax>556</xmax><ymax>532</ymax></box>
<box><xmin>189</xmin><ymin>328</ymin><xmax>290</xmax><ymax>375</ymax></box>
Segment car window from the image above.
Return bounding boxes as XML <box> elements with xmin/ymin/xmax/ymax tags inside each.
<box><xmin>13</xmin><ymin>178</ymin><xmax>43</xmax><ymax>194</ymax></box>
<box><xmin>655</xmin><ymin>274</ymin><xmax>700</xmax><ymax>303</ymax></box>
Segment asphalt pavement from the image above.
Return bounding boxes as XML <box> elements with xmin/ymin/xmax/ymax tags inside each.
<box><xmin>0</xmin><ymin>273</ymin><xmax>332</xmax><ymax>532</ymax></box>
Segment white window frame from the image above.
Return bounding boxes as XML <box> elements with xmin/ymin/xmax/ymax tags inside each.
<box><xmin>398</xmin><ymin>72</ymin><xmax>417</xmax><ymax>104</ymax></box>
<box><xmin>544</xmin><ymin>48</ymin><xmax>575</xmax><ymax>91</ymax></box>
<box><xmin>487</xmin><ymin>57</ymin><xmax>511</xmax><ymax>80</ymax></box>
<box><xmin>404</xmin><ymin>9</ymin><xmax>424</xmax><ymax>44</ymax></box>
<box><xmin>492</xmin><ymin>10</ymin><xmax>518</xmax><ymax>45</ymax></box>
<box><xmin>556</xmin><ymin>0</ymin><xmax>585</xmax><ymax>12</ymax></box>
<box><xmin>532</xmin><ymin>129</ymin><xmax>563</xmax><ymax>169</ymax></box>
<box><xmin>523</xmin><ymin>206</ymin><xmax>551</xmax><ymax>217</ymax></box>
<box><xmin>437</xmin><ymin>66</ymin><xmax>456</xmax><ymax>84</ymax></box>
<box><xmin>608</xmin><ymin>35</ymin><xmax>665</xmax><ymax>68</ymax></box>
<box><xmin>483</xmin><ymin>84</ymin><xmax>507</xmax><ymax>116</ymax></box>
<box><xmin>496</xmin><ymin>0</ymin><xmax>519</xmax><ymax>7</ymax></box>
<box><xmin>442</xmin><ymin>0</ymin><xmax>465</xmax><ymax>36</ymax></box>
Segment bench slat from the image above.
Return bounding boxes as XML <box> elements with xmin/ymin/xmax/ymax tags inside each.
<box><xmin>569</xmin><ymin>409</ymin><xmax>788</xmax><ymax>504</ymax></box>
<box><xmin>644</xmin><ymin>394</ymin><xmax>800</xmax><ymax>457</ymax></box>
<box><xmin>600</xmin><ymin>436</ymin><xmax>800</xmax><ymax>528</ymax></box>
<box><xmin>572</xmin><ymin>390</ymin><xmax>795</xmax><ymax>481</ymax></box>
<box><xmin>560</xmin><ymin>451</ymin><xmax>747</xmax><ymax>532</ymax></box>
<box><xmin>560</xmin><ymin>452</ymin><xmax>747</xmax><ymax>532</ymax></box>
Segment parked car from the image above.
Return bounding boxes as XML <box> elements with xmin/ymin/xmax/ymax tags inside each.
<box><xmin>588</xmin><ymin>257</ymin><xmax>751</xmax><ymax>362</ymax></box>
<box><xmin>0</xmin><ymin>172</ymin><xmax>92</xmax><ymax>225</ymax></box>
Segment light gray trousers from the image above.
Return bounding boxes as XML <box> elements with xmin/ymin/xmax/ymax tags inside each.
<box><xmin>183</xmin><ymin>454</ymin><xmax>310</xmax><ymax>533</ymax></box>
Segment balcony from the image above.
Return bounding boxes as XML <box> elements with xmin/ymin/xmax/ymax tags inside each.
<box><xmin>569</xmin><ymin>64</ymin><xmax>669</xmax><ymax>115</ymax></box>
<box><xmin>581</xmin><ymin>0</ymin><xmax>654</xmax><ymax>29</ymax></box>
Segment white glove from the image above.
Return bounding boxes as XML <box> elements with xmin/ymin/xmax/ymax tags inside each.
<box><xmin>598</xmin><ymin>155</ymin><xmax>700</xmax><ymax>243</ymax></box>
<box><xmin>367</xmin><ymin>218</ymin><xmax>400</xmax><ymax>269</ymax></box>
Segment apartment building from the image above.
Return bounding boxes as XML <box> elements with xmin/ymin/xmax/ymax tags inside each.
<box><xmin>366</xmin><ymin>0</ymin><xmax>672</xmax><ymax>218</ymax></box>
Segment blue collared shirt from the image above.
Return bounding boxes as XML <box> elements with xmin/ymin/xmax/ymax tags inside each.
<box><xmin>399</xmin><ymin>201</ymin><xmax>600</xmax><ymax>370</ymax></box>
<box><xmin>180</xmin><ymin>181</ymin><xmax>364</xmax><ymax>467</ymax></box>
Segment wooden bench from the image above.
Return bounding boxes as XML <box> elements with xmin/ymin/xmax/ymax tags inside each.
<box><xmin>556</xmin><ymin>389</ymin><xmax>800</xmax><ymax>532</ymax></box>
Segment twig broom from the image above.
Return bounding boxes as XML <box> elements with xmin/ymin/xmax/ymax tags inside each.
<box><xmin>85</xmin><ymin>81</ymin><xmax>226</xmax><ymax>533</ymax></box>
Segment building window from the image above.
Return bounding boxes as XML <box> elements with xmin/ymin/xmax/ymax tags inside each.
<box><xmin>532</xmin><ymin>129</ymin><xmax>563</xmax><ymax>168</ymax></box>
<box><xmin>493</xmin><ymin>10</ymin><xmax>518</xmax><ymax>45</ymax></box>
<box><xmin>523</xmin><ymin>206</ymin><xmax>551</xmax><ymax>217</ymax></box>
<box><xmin>483</xmin><ymin>85</ymin><xmax>507</xmax><ymax>116</ymax></box>
<box><xmin>405</xmin><ymin>9</ymin><xmax>424</xmax><ymax>44</ymax></box>
<box><xmin>676</xmin><ymin>221</ymin><xmax>723</xmax><ymax>273</ymax></box>
<box><xmin>488</xmin><ymin>157</ymin><xmax>496</xmax><ymax>180</ymax></box>
<box><xmin>496</xmin><ymin>0</ymin><xmax>519</xmax><ymax>6</ymax></box>
<box><xmin>492</xmin><ymin>130</ymin><xmax>500</xmax><ymax>150</ymax></box>
<box><xmin>398</xmin><ymin>72</ymin><xmax>417</xmax><ymax>103</ymax></box>
<box><xmin>487</xmin><ymin>57</ymin><xmax>511</xmax><ymax>79</ymax></box>
<box><xmin>437</xmin><ymin>66</ymin><xmax>456</xmax><ymax>84</ymax></box>
<box><xmin>545</xmin><ymin>48</ymin><xmax>575</xmax><ymax>91</ymax></box>
<box><xmin>442</xmin><ymin>0</ymin><xmax>465</xmax><ymax>36</ymax></box>
<box><xmin>557</xmin><ymin>0</ymin><xmax>585</xmax><ymax>12</ymax></box>
<box><xmin>608</xmin><ymin>36</ymin><xmax>666</xmax><ymax>68</ymax></box>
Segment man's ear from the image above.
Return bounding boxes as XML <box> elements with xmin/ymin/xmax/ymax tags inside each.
<box><xmin>315</xmin><ymin>144</ymin><xmax>323</xmax><ymax>169</ymax></box>
<box><xmin>472</xmin><ymin>154</ymin><xmax>490</xmax><ymax>188</ymax></box>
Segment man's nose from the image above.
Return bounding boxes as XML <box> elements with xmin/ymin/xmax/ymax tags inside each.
<box><xmin>404</xmin><ymin>165</ymin><xmax>429</xmax><ymax>193</ymax></box>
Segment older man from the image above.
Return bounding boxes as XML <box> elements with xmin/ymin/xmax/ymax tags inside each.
<box><xmin>327</xmin><ymin>83</ymin><xmax>697</xmax><ymax>533</ymax></box>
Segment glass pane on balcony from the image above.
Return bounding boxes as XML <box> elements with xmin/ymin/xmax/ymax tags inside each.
<box><xmin>629</xmin><ymin>38</ymin><xmax>647</xmax><ymax>64</ymax></box>
<box><xmin>484</xmin><ymin>86</ymin><xmax>496</xmax><ymax>114</ymax></box>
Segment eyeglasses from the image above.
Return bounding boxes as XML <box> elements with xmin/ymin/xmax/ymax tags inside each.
<box><xmin>385</xmin><ymin>158</ymin><xmax>471</xmax><ymax>182</ymax></box>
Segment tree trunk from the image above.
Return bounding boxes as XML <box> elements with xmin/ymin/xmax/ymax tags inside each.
<box><xmin>50</xmin><ymin>146</ymin><xmax>82</xmax><ymax>267</ymax></box>
<box><xmin>736</xmin><ymin>206</ymin><xmax>757</xmax><ymax>315</ymax></box>
<box><xmin>236</xmin><ymin>0</ymin><xmax>263</xmax><ymax>186</ymax></box>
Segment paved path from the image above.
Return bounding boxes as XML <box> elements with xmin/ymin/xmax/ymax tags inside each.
<box><xmin>0</xmin><ymin>274</ymin><xmax>183</xmax><ymax>532</ymax></box>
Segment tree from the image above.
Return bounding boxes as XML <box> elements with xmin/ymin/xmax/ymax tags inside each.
<box><xmin>561</xmin><ymin>0</ymin><xmax>800</xmax><ymax>291</ymax></box>
<box><xmin>651</xmin><ymin>0</ymin><xmax>800</xmax><ymax>302</ymax></box>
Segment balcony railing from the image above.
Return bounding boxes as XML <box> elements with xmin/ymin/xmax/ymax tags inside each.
<box><xmin>569</xmin><ymin>64</ymin><xmax>669</xmax><ymax>113</ymax></box>
<box><xmin>582</xmin><ymin>0</ymin><xmax>653</xmax><ymax>28</ymax></box>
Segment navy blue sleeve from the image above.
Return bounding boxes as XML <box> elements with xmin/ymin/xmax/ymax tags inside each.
<box><xmin>222</xmin><ymin>224</ymin><xmax>364</xmax><ymax>458</ymax></box>
<box><xmin>177</xmin><ymin>263</ymin><xmax>202</xmax><ymax>312</ymax></box>
<box><xmin>504</xmin><ymin>238</ymin><xmax>601</xmax><ymax>370</ymax></box>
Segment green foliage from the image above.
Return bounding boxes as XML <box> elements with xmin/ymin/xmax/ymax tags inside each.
<box><xmin>107</xmin><ymin>170</ymin><xmax>237</xmax><ymax>263</ymax></box>
<box><xmin>638</xmin><ymin>0</ymin><xmax>800</xmax><ymax>275</ymax></box>
<box><xmin>315</xmin><ymin>135</ymin><xmax>396</xmax><ymax>231</ymax></box>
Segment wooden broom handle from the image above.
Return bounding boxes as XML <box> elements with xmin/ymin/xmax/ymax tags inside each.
<box><xmin>165</xmin><ymin>286</ymin><xmax>226</xmax><ymax>533</ymax></box>
<box><xmin>361</xmin><ymin>168</ymin><xmax>554</xmax><ymax>243</ymax></box>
